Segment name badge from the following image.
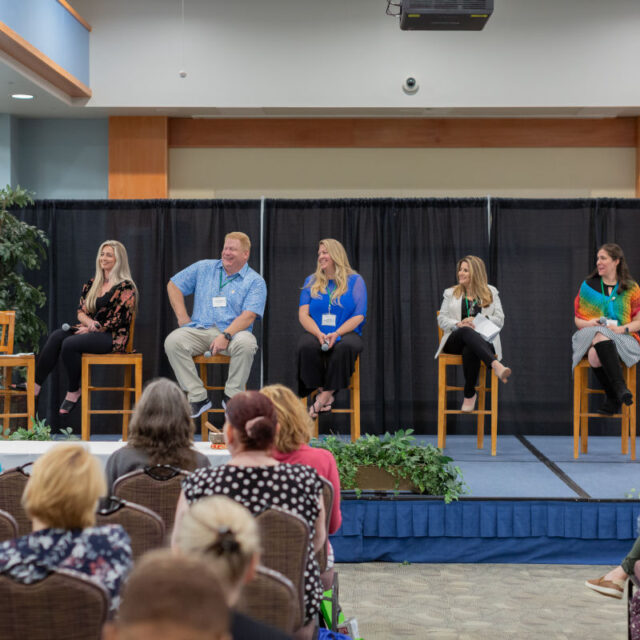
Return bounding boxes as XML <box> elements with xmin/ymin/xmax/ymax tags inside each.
<box><xmin>322</xmin><ymin>313</ymin><xmax>337</xmax><ymax>327</ymax></box>
<box><xmin>212</xmin><ymin>296</ymin><xmax>227</xmax><ymax>308</ymax></box>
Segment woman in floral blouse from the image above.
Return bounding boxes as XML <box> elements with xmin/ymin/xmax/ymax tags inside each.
<box><xmin>33</xmin><ymin>240</ymin><xmax>138</xmax><ymax>414</ymax></box>
<box><xmin>0</xmin><ymin>443</ymin><xmax>132</xmax><ymax>614</ymax></box>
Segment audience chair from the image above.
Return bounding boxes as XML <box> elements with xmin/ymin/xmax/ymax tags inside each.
<box><xmin>436</xmin><ymin>315</ymin><xmax>499</xmax><ymax>456</ymax></box>
<box><xmin>573</xmin><ymin>357</ymin><xmax>637</xmax><ymax>460</ymax></box>
<box><xmin>0</xmin><ymin>567</ymin><xmax>109</xmax><ymax>640</ymax></box>
<box><xmin>0</xmin><ymin>462</ymin><xmax>32</xmax><ymax>536</ymax></box>
<box><xmin>304</xmin><ymin>355</ymin><xmax>361</xmax><ymax>442</ymax></box>
<box><xmin>255</xmin><ymin>506</ymin><xmax>310</xmax><ymax>631</ymax></box>
<box><xmin>0</xmin><ymin>310</ymin><xmax>36</xmax><ymax>434</ymax></box>
<box><xmin>96</xmin><ymin>496</ymin><xmax>165</xmax><ymax>560</ymax></box>
<box><xmin>192</xmin><ymin>353</ymin><xmax>233</xmax><ymax>441</ymax></box>
<box><xmin>112</xmin><ymin>464</ymin><xmax>188</xmax><ymax>537</ymax></box>
<box><xmin>0</xmin><ymin>509</ymin><xmax>18</xmax><ymax>542</ymax></box>
<box><xmin>316</xmin><ymin>477</ymin><xmax>334</xmax><ymax>575</ymax></box>
<box><xmin>81</xmin><ymin>313</ymin><xmax>142</xmax><ymax>441</ymax></box>
<box><xmin>236</xmin><ymin>565</ymin><xmax>297</xmax><ymax>633</ymax></box>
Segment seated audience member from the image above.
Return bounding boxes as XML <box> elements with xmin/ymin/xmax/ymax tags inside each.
<box><xmin>0</xmin><ymin>443</ymin><xmax>132</xmax><ymax>613</ymax></box>
<box><xmin>164</xmin><ymin>231</ymin><xmax>267</xmax><ymax>418</ymax></box>
<box><xmin>104</xmin><ymin>377</ymin><xmax>210</xmax><ymax>493</ymax></box>
<box><xmin>261</xmin><ymin>383</ymin><xmax>341</xmax><ymax>535</ymax></box>
<box><xmin>586</xmin><ymin>537</ymin><xmax>640</xmax><ymax>599</ymax></box>
<box><xmin>173</xmin><ymin>391</ymin><xmax>325</xmax><ymax>626</ymax></box>
<box><xmin>103</xmin><ymin>550</ymin><xmax>231</xmax><ymax>640</ymax></box>
<box><xmin>175</xmin><ymin>495</ymin><xmax>292</xmax><ymax>640</ymax></box>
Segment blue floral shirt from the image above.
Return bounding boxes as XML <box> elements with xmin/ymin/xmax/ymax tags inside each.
<box><xmin>0</xmin><ymin>525</ymin><xmax>132</xmax><ymax>613</ymax></box>
<box><xmin>171</xmin><ymin>259</ymin><xmax>267</xmax><ymax>331</ymax></box>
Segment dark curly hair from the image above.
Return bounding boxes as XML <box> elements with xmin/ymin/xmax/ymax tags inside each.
<box><xmin>225</xmin><ymin>391</ymin><xmax>277</xmax><ymax>451</ymax></box>
<box><xmin>588</xmin><ymin>243</ymin><xmax>635</xmax><ymax>292</ymax></box>
<box><xmin>127</xmin><ymin>378</ymin><xmax>197</xmax><ymax>470</ymax></box>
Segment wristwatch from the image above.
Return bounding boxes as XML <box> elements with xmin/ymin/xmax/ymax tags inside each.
<box><xmin>625</xmin><ymin>326</ymin><xmax>630</xmax><ymax>334</ymax></box>
<box><xmin>223</xmin><ymin>331</ymin><xmax>232</xmax><ymax>342</ymax></box>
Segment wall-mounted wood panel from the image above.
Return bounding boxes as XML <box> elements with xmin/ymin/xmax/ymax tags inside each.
<box><xmin>169</xmin><ymin>117</ymin><xmax>637</xmax><ymax>149</ymax></box>
<box><xmin>0</xmin><ymin>21</ymin><xmax>91</xmax><ymax>98</ymax></box>
<box><xmin>108</xmin><ymin>117</ymin><xmax>168</xmax><ymax>199</ymax></box>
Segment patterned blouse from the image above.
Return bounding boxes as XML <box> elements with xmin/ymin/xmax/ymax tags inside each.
<box><xmin>78</xmin><ymin>279</ymin><xmax>137</xmax><ymax>352</ymax></box>
<box><xmin>0</xmin><ymin>525</ymin><xmax>132</xmax><ymax>613</ymax></box>
<box><xmin>574</xmin><ymin>277</ymin><xmax>640</xmax><ymax>345</ymax></box>
<box><xmin>183</xmin><ymin>463</ymin><xmax>323</xmax><ymax>623</ymax></box>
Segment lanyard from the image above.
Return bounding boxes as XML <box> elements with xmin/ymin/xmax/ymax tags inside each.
<box><xmin>219</xmin><ymin>270</ymin><xmax>239</xmax><ymax>291</ymax></box>
<box><xmin>327</xmin><ymin>283</ymin><xmax>336</xmax><ymax>313</ymax></box>
<box><xmin>600</xmin><ymin>278</ymin><xmax>618</xmax><ymax>317</ymax></box>
<box><xmin>464</xmin><ymin>296</ymin><xmax>477</xmax><ymax>318</ymax></box>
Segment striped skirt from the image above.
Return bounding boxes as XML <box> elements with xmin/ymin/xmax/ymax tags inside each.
<box><xmin>571</xmin><ymin>327</ymin><xmax>640</xmax><ymax>369</ymax></box>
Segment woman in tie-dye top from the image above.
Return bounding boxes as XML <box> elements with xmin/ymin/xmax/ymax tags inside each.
<box><xmin>572</xmin><ymin>243</ymin><xmax>640</xmax><ymax>415</ymax></box>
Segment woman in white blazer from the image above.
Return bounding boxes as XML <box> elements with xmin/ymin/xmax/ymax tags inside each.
<box><xmin>435</xmin><ymin>255</ymin><xmax>512</xmax><ymax>412</ymax></box>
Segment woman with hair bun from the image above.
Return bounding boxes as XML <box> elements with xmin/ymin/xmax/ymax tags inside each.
<box><xmin>173</xmin><ymin>391</ymin><xmax>326</xmax><ymax>626</ymax></box>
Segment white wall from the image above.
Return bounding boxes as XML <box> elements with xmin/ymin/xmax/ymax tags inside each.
<box><xmin>169</xmin><ymin>147</ymin><xmax>636</xmax><ymax>199</ymax></box>
<box><xmin>73</xmin><ymin>0</ymin><xmax>640</xmax><ymax>111</ymax></box>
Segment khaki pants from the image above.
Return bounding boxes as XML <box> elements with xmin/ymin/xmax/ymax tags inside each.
<box><xmin>164</xmin><ymin>326</ymin><xmax>258</xmax><ymax>402</ymax></box>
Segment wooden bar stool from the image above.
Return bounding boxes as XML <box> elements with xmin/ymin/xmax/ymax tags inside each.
<box><xmin>304</xmin><ymin>355</ymin><xmax>361</xmax><ymax>442</ymax></box>
<box><xmin>573</xmin><ymin>357</ymin><xmax>637</xmax><ymax>459</ymax></box>
<box><xmin>80</xmin><ymin>315</ymin><xmax>142</xmax><ymax>441</ymax></box>
<box><xmin>0</xmin><ymin>311</ymin><xmax>36</xmax><ymax>435</ymax></box>
<box><xmin>436</xmin><ymin>319</ymin><xmax>499</xmax><ymax>456</ymax></box>
<box><xmin>192</xmin><ymin>353</ymin><xmax>232</xmax><ymax>441</ymax></box>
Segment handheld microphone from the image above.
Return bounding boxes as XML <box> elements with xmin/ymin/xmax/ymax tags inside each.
<box><xmin>61</xmin><ymin>323</ymin><xmax>71</xmax><ymax>331</ymax></box>
<box><xmin>204</xmin><ymin>350</ymin><xmax>212</xmax><ymax>358</ymax></box>
<box><xmin>321</xmin><ymin>340</ymin><xmax>330</xmax><ymax>352</ymax></box>
<box><xmin>597</xmin><ymin>317</ymin><xmax>607</xmax><ymax>326</ymax></box>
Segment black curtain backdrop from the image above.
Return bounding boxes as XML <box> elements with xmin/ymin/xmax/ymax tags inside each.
<box><xmin>10</xmin><ymin>197</ymin><xmax>640</xmax><ymax>437</ymax></box>
<box><xmin>263</xmin><ymin>198</ymin><xmax>489</xmax><ymax>435</ymax></box>
<box><xmin>15</xmin><ymin>200</ymin><xmax>261</xmax><ymax>434</ymax></box>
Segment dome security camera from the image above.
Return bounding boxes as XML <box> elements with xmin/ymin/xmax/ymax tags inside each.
<box><xmin>402</xmin><ymin>77</ymin><xmax>419</xmax><ymax>95</ymax></box>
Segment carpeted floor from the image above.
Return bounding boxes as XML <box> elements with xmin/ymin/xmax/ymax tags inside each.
<box><xmin>337</xmin><ymin>562</ymin><xmax>627</xmax><ymax>639</ymax></box>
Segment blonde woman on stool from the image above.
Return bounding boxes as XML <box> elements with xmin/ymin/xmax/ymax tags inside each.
<box><xmin>435</xmin><ymin>255</ymin><xmax>512</xmax><ymax>412</ymax></box>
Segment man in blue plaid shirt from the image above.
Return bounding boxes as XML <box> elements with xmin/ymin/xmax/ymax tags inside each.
<box><xmin>165</xmin><ymin>232</ymin><xmax>267</xmax><ymax>418</ymax></box>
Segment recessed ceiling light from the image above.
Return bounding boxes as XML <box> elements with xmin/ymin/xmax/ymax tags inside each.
<box><xmin>11</xmin><ymin>94</ymin><xmax>34</xmax><ymax>100</ymax></box>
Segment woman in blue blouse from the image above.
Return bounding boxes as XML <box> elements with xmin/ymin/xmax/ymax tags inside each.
<box><xmin>298</xmin><ymin>239</ymin><xmax>367</xmax><ymax>417</ymax></box>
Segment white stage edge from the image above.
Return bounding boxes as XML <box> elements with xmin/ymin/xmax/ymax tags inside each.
<box><xmin>0</xmin><ymin>441</ymin><xmax>230</xmax><ymax>471</ymax></box>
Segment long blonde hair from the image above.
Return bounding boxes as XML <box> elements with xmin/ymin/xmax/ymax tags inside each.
<box><xmin>452</xmin><ymin>255</ymin><xmax>493</xmax><ymax>307</ymax></box>
<box><xmin>85</xmin><ymin>240</ymin><xmax>138</xmax><ymax>313</ymax></box>
<box><xmin>260</xmin><ymin>383</ymin><xmax>313</xmax><ymax>453</ymax></box>
<box><xmin>309</xmin><ymin>238</ymin><xmax>356</xmax><ymax>306</ymax></box>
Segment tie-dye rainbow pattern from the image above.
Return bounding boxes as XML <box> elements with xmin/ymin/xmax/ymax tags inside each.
<box><xmin>574</xmin><ymin>278</ymin><xmax>640</xmax><ymax>345</ymax></box>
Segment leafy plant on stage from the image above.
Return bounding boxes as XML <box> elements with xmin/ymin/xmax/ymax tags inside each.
<box><xmin>314</xmin><ymin>429</ymin><xmax>468</xmax><ymax>503</ymax></box>
<box><xmin>0</xmin><ymin>185</ymin><xmax>48</xmax><ymax>355</ymax></box>
<box><xmin>3</xmin><ymin>415</ymin><xmax>78</xmax><ymax>440</ymax></box>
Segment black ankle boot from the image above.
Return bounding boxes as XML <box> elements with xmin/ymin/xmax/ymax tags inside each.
<box><xmin>592</xmin><ymin>366</ymin><xmax>621</xmax><ymax>415</ymax></box>
<box><xmin>593</xmin><ymin>341</ymin><xmax>633</xmax><ymax>406</ymax></box>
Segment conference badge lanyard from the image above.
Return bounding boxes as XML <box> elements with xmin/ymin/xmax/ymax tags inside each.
<box><xmin>600</xmin><ymin>278</ymin><xmax>619</xmax><ymax>325</ymax></box>
<box><xmin>322</xmin><ymin>283</ymin><xmax>337</xmax><ymax>328</ymax></box>
<box><xmin>212</xmin><ymin>270</ymin><xmax>239</xmax><ymax>308</ymax></box>
<box><xmin>464</xmin><ymin>296</ymin><xmax>479</xmax><ymax>318</ymax></box>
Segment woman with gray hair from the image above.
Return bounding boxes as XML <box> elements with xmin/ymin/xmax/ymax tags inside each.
<box><xmin>104</xmin><ymin>377</ymin><xmax>210</xmax><ymax>493</ymax></box>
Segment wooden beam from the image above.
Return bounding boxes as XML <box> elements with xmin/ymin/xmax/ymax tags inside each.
<box><xmin>0</xmin><ymin>21</ymin><xmax>91</xmax><ymax>98</ymax></box>
<box><xmin>169</xmin><ymin>117</ymin><xmax>636</xmax><ymax>149</ymax></box>
<box><xmin>109</xmin><ymin>117</ymin><xmax>168</xmax><ymax>199</ymax></box>
<box><xmin>56</xmin><ymin>0</ymin><xmax>92</xmax><ymax>31</ymax></box>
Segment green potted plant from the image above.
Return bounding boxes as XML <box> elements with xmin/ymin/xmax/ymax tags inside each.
<box><xmin>0</xmin><ymin>185</ymin><xmax>48</xmax><ymax>353</ymax></box>
<box><xmin>314</xmin><ymin>429</ymin><xmax>468</xmax><ymax>503</ymax></box>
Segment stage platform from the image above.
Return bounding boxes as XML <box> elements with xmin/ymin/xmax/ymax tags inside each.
<box><xmin>331</xmin><ymin>435</ymin><xmax>640</xmax><ymax>566</ymax></box>
<box><xmin>1</xmin><ymin>434</ymin><xmax>638</xmax><ymax>566</ymax></box>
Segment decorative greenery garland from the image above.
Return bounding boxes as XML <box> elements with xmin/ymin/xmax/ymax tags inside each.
<box><xmin>313</xmin><ymin>429</ymin><xmax>468</xmax><ymax>503</ymax></box>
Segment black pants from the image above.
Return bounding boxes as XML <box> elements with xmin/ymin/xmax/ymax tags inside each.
<box><xmin>297</xmin><ymin>332</ymin><xmax>363</xmax><ymax>397</ymax></box>
<box><xmin>36</xmin><ymin>329</ymin><xmax>113</xmax><ymax>391</ymax></box>
<box><xmin>443</xmin><ymin>327</ymin><xmax>496</xmax><ymax>398</ymax></box>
